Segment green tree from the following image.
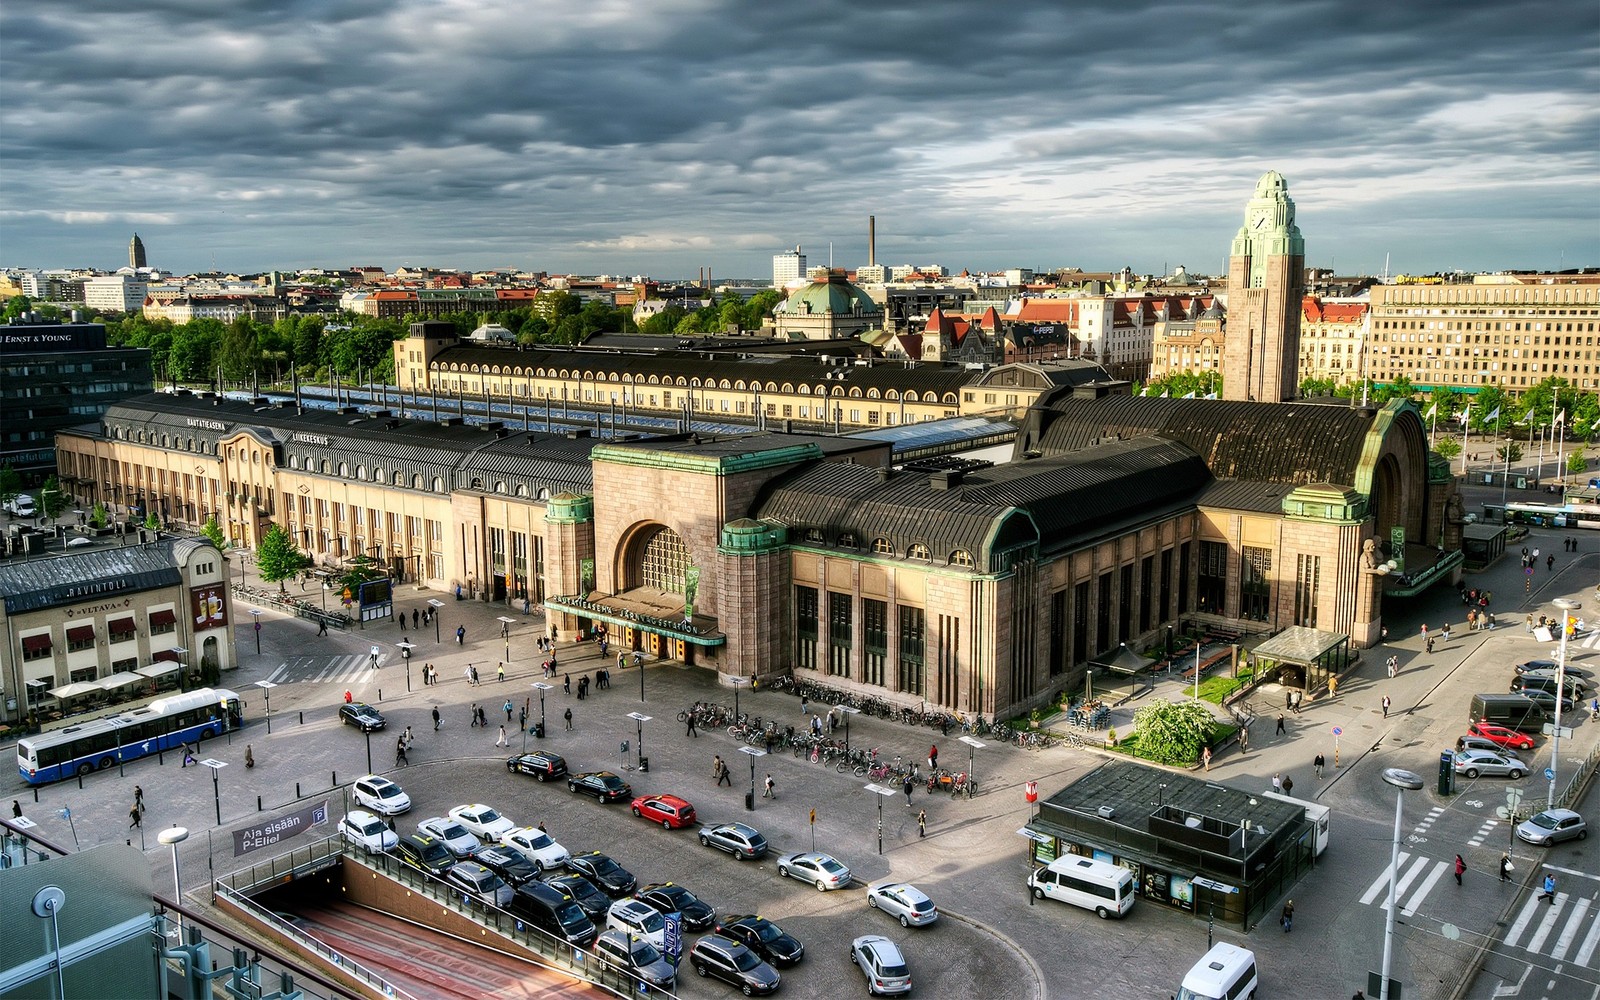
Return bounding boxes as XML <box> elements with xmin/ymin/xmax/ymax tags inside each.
<box><xmin>217</xmin><ymin>316</ymin><xmax>262</xmax><ymax>380</ymax></box>
<box><xmin>640</xmin><ymin>306</ymin><xmax>687</xmax><ymax>336</ymax></box>
<box><xmin>200</xmin><ymin>515</ymin><xmax>228</xmax><ymax>550</ymax></box>
<box><xmin>1130</xmin><ymin>699</ymin><xmax>1218</xmax><ymax>765</ymax></box>
<box><xmin>1469</xmin><ymin>386</ymin><xmax>1506</xmax><ymax>433</ymax></box>
<box><xmin>1433</xmin><ymin>437</ymin><xmax>1462</xmax><ymax>462</ymax></box>
<box><xmin>1569</xmin><ymin>450</ymin><xmax>1591</xmax><ymax>478</ymax></box>
<box><xmin>168</xmin><ymin>318</ymin><xmax>224</xmax><ymax>381</ymax></box>
<box><xmin>1494</xmin><ymin>441</ymin><xmax>1523</xmax><ymax>464</ymax></box>
<box><xmin>256</xmin><ymin>523</ymin><xmax>311</xmax><ymax>593</ymax></box>
<box><xmin>0</xmin><ymin>463</ymin><xmax>20</xmax><ymax>509</ymax></box>
<box><xmin>38</xmin><ymin>475</ymin><xmax>70</xmax><ymax>520</ymax></box>
<box><xmin>90</xmin><ymin>502</ymin><xmax>107</xmax><ymax>529</ymax></box>
<box><xmin>336</xmin><ymin>554</ymin><xmax>386</xmax><ymax>597</ymax></box>
<box><xmin>144</xmin><ymin>510</ymin><xmax>162</xmax><ymax>531</ymax></box>
<box><xmin>3</xmin><ymin>295</ymin><xmax>34</xmax><ymax>321</ymax></box>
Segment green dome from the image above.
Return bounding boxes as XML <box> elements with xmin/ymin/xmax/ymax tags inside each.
<box><xmin>775</xmin><ymin>271</ymin><xmax>881</xmax><ymax>318</ymax></box>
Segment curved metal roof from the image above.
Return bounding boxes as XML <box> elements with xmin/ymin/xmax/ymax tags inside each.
<box><xmin>1018</xmin><ymin>394</ymin><xmax>1378</xmax><ymax>488</ymax></box>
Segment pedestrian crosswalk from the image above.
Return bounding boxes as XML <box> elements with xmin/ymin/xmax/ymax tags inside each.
<box><xmin>264</xmin><ymin>653</ymin><xmax>388</xmax><ymax>686</ymax></box>
<box><xmin>1359</xmin><ymin>852</ymin><xmax>1600</xmax><ymax>967</ymax></box>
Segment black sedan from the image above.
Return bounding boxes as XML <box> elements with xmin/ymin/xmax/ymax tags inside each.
<box><xmin>339</xmin><ymin>702</ymin><xmax>386</xmax><ymax>732</ymax></box>
<box><xmin>637</xmin><ymin>881</ymin><xmax>717</xmax><ymax>931</ymax></box>
<box><xmin>567</xmin><ymin>770</ymin><xmax>632</xmax><ymax>802</ymax></box>
<box><xmin>543</xmin><ymin>872</ymin><xmax>611</xmax><ymax>921</ymax></box>
<box><xmin>473</xmin><ymin>845</ymin><xmax>540</xmax><ymax>887</ymax></box>
<box><xmin>564</xmin><ymin>851</ymin><xmax>638</xmax><ymax>897</ymax></box>
<box><xmin>711</xmin><ymin>914</ymin><xmax>804</xmax><ymax>967</ymax></box>
<box><xmin>506</xmin><ymin>751</ymin><xmax>568</xmax><ymax>781</ymax></box>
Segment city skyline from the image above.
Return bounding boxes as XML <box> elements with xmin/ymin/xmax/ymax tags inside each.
<box><xmin>2</xmin><ymin>1</ymin><xmax>1596</xmax><ymax>279</ymax></box>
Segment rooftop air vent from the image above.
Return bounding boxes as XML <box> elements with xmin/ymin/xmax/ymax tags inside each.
<box><xmin>1097</xmin><ymin>805</ymin><xmax>1117</xmax><ymax>820</ymax></box>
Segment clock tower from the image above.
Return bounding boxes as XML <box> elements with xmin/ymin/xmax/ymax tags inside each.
<box><xmin>1223</xmin><ymin>171</ymin><xmax>1305</xmax><ymax>402</ymax></box>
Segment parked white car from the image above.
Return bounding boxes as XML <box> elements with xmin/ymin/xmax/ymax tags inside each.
<box><xmin>500</xmin><ymin>826</ymin><xmax>570</xmax><ymax>871</ymax></box>
<box><xmin>447</xmin><ymin>803</ymin><xmax>515</xmax><ymax>841</ymax></box>
<box><xmin>416</xmin><ymin>816</ymin><xmax>481</xmax><ymax>858</ymax></box>
<box><xmin>352</xmin><ymin>774</ymin><xmax>412</xmax><ymax>816</ymax></box>
<box><xmin>340</xmin><ymin>810</ymin><xmax>398</xmax><ymax>854</ymax></box>
<box><xmin>606</xmin><ymin>897</ymin><xmax>666</xmax><ymax>949</ymax></box>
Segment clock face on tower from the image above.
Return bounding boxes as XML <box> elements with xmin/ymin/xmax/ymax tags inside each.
<box><xmin>1252</xmin><ymin>211</ymin><xmax>1270</xmax><ymax>231</ymax></box>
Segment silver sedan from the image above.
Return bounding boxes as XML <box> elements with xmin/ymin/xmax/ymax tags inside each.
<box><xmin>1452</xmin><ymin>748</ymin><xmax>1526</xmax><ymax>779</ymax></box>
<box><xmin>865</xmin><ymin>882</ymin><xmax>938</xmax><ymax>927</ymax></box>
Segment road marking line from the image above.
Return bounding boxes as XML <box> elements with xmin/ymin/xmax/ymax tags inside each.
<box><xmin>1383</xmin><ymin>856</ymin><xmax>1434</xmax><ymax>912</ymax></box>
<box><xmin>1542</xmin><ymin>863</ymin><xmax>1600</xmax><ymax>884</ymax></box>
<box><xmin>1575</xmin><ymin>903</ymin><xmax>1600</xmax><ymax>967</ymax></box>
<box><xmin>1525</xmin><ymin>897</ymin><xmax>1568</xmax><ymax>953</ymax></box>
<box><xmin>1551</xmin><ymin>897</ymin><xmax>1591</xmax><ymax>961</ymax></box>
<box><xmin>1402</xmin><ymin>861</ymin><xmax>1450</xmax><ymax>917</ymax></box>
<box><xmin>1362</xmin><ymin>851</ymin><xmax>1411</xmax><ymax>906</ymax></box>
<box><xmin>266</xmin><ymin>664</ymin><xmax>287</xmax><ymax>684</ymax></box>
<box><xmin>1505</xmin><ymin>896</ymin><xmax>1544</xmax><ymax>950</ymax></box>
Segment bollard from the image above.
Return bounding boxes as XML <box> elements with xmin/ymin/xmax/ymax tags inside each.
<box><xmin>299</xmin><ymin>711</ymin><xmax>304</xmax><ymax>725</ymax></box>
<box><xmin>258</xmin><ymin>795</ymin><xmax>263</xmax><ymax>811</ymax></box>
<box><xmin>331</xmin><ymin>771</ymin><xmax>336</xmax><ymax>788</ymax></box>
<box><xmin>296</xmin><ymin>782</ymin><xmax>302</xmax><ymax>799</ymax></box>
<box><xmin>78</xmin><ymin>772</ymin><xmax>84</xmax><ymax>790</ymax></box>
<box><xmin>378</xmin><ymin>688</ymin><xmax>382</xmax><ymax>701</ymax></box>
<box><xmin>33</xmin><ymin>787</ymin><xmax>39</xmax><ymax>803</ymax></box>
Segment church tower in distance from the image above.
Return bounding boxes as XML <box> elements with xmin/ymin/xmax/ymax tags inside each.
<box><xmin>1222</xmin><ymin>171</ymin><xmax>1305</xmax><ymax>402</ymax></box>
<box><xmin>128</xmin><ymin>233</ymin><xmax>147</xmax><ymax>270</ymax></box>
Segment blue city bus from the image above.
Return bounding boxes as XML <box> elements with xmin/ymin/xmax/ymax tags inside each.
<box><xmin>17</xmin><ymin>687</ymin><xmax>243</xmax><ymax>785</ymax></box>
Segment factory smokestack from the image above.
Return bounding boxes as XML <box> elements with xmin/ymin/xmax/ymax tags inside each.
<box><xmin>869</xmin><ymin>216</ymin><xmax>876</xmax><ymax>266</ymax></box>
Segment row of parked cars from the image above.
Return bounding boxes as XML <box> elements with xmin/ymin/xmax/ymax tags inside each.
<box><xmin>1452</xmin><ymin>709</ymin><xmax>1588</xmax><ymax>848</ymax></box>
<box><xmin>337</xmin><ymin>749</ymin><xmax>933</xmax><ymax>995</ymax></box>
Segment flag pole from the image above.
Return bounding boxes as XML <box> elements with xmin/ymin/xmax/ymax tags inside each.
<box><xmin>1460</xmin><ymin>404</ymin><xmax>1470</xmax><ymax>477</ymax></box>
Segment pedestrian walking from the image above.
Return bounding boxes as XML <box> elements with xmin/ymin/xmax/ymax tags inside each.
<box><xmin>395</xmin><ymin>739</ymin><xmax>409</xmax><ymax>767</ymax></box>
<box><xmin>564</xmin><ymin>707</ymin><xmax>573</xmax><ymax>731</ymax></box>
<box><xmin>1499</xmin><ymin>853</ymin><xmax>1513</xmax><ymax>882</ymax></box>
<box><xmin>801</xmin><ymin>694</ymin><xmax>808</xmax><ymax>717</ymax></box>
<box><xmin>478</xmin><ymin>706</ymin><xmax>489</xmax><ymax>727</ymax></box>
<box><xmin>903</xmin><ymin>774</ymin><xmax>914</xmax><ymax>805</ymax></box>
<box><xmin>456</xmin><ymin>625</ymin><xmax>466</xmax><ymax>645</ymax></box>
<box><xmin>1526</xmin><ymin>613</ymin><xmax>1535</xmax><ymax>633</ymax></box>
<box><xmin>470</xmin><ymin>665</ymin><xmax>480</xmax><ymax>686</ymax></box>
<box><xmin>518</xmin><ymin>706</ymin><xmax>527</xmax><ymax>731</ymax></box>
<box><xmin>1314</xmin><ymin>752</ymin><xmax>1325</xmax><ymax>779</ymax></box>
<box><xmin>1275</xmin><ymin>714</ymin><xmax>1286</xmax><ymax>735</ymax></box>
<box><xmin>432</xmin><ymin>707</ymin><xmax>441</xmax><ymax>731</ymax></box>
<box><xmin>1382</xmin><ymin>695</ymin><xmax>1391</xmax><ymax>719</ymax></box>
<box><xmin>134</xmin><ymin>785</ymin><xmax>144</xmax><ymax>813</ymax></box>
<box><xmin>1282</xmin><ymin>775</ymin><xmax>1294</xmax><ymax>796</ymax></box>
<box><xmin>1328</xmin><ymin>676</ymin><xmax>1339</xmax><ymax>697</ymax></box>
<box><xmin>1454</xmin><ymin>854</ymin><xmax>1466</xmax><ymax>886</ymax></box>
<box><xmin>1441</xmin><ymin>623</ymin><xmax>1451</xmax><ymax>641</ymax></box>
<box><xmin>412</xmin><ymin>608</ymin><xmax>419</xmax><ymax>629</ymax></box>
<box><xmin>917</xmin><ymin>809</ymin><xmax>927</xmax><ymax>838</ymax></box>
<box><xmin>11</xmin><ymin>800</ymin><xmax>20</xmax><ymax>819</ymax></box>
<box><xmin>317</xmin><ymin>618</ymin><xmax>328</xmax><ymax>636</ymax></box>
<box><xmin>496</xmin><ymin>725</ymin><xmax>508</xmax><ymax>747</ymax></box>
<box><xmin>1539</xmin><ymin>873</ymin><xmax>1556</xmax><ymax>903</ymax></box>
<box><xmin>686</xmin><ymin>712</ymin><xmax>699</xmax><ymax>738</ymax></box>
<box><xmin>763</xmin><ymin>774</ymin><xmax>775</xmax><ymax>799</ymax></box>
<box><xmin>1425</xmin><ymin>635</ymin><xmax>1435</xmax><ymax>654</ymax></box>
<box><xmin>344</xmin><ymin>689</ymin><xmax>354</xmax><ymax>704</ymax></box>
<box><xmin>1239</xmin><ymin>726</ymin><xmax>1249</xmax><ymax>754</ymax></box>
<box><xmin>1547</xmin><ymin>553</ymin><xmax>1555</xmax><ymax>572</ymax></box>
<box><xmin>497</xmin><ymin>662</ymin><xmax>505</xmax><ymax>683</ymax></box>
<box><xmin>1420</xmin><ymin>623</ymin><xmax>1428</xmax><ymax>640</ymax></box>
<box><xmin>1280</xmin><ymin>899</ymin><xmax>1294</xmax><ymax>932</ymax></box>
<box><xmin>1291</xmin><ymin>691</ymin><xmax>1302</xmax><ymax>714</ymax></box>
<box><xmin>929</xmin><ymin>744</ymin><xmax>939</xmax><ymax>771</ymax></box>
<box><xmin>1201</xmin><ymin>746</ymin><xmax>1212</xmax><ymax>772</ymax></box>
<box><xmin>129</xmin><ymin>803</ymin><xmax>142</xmax><ymax>828</ymax></box>
<box><xmin>245</xmin><ymin>744</ymin><xmax>255</xmax><ymax>769</ymax></box>
<box><xmin>1381</xmin><ymin>625</ymin><xmax>1389</xmax><ymax>643</ymax></box>
<box><xmin>182</xmin><ymin>745</ymin><xmax>196</xmax><ymax>767</ymax></box>
<box><xmin>1386</xmin><ymin>655</ymin><xmax>1398</xmax><ymax>678</ymax></box>
<box><xmin>504</xmin><ymin>699</ymin><xmax>514</xmax><ymax>723</ymax></box>
<box><xmin>469</xmin><ymin>704</ymin><xmax>479</xmax><ymax>727</ymax></box>
<box><xmin>1272</xmin><ymin>773</ymin><xmax>1282</xmax><ymax>793</ymax></box>
<box><xmin>563</xmin><ymin>673</ymin><xmax>572</xmax><ymax>694</ymax></box>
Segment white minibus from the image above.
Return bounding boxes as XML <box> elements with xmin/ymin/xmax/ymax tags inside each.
<box><xmin>1260</xmin><ymin>790</ymin><xmax>1331</xmax><ymax>856</ymax></box>
<box><xmin>1177</xmin><ymin>942</ymin><xmax>1258</xmax><ymax>1000</ymax></box>
<box><xmin>1026</xmin><ymin>855</ymin><xmax>1135</xmax><ymax>918</ymax></box>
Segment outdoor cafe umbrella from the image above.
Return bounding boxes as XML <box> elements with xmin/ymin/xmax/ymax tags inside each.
<box><xmin>95</xmin><ymin>671</ymin><xmax>146</xmax><ymax>690</ymax></box>
<box><xmin>48</xmin><ymin>681</ymin><xmax>102</xmax><ymax>700</ymax></box>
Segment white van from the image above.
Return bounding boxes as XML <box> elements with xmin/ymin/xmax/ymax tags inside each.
<box><xmin>1027</xmin><ymin>855</ymin><xmax>1135</xmax><ymax>918</ymax></box>
<box><xmin>1177</xmin><ymin>942</ymin><xmax>1258</xmax><ymax>1000</ymax></box>
<box><xmin>3</xmin><ymin>494</ymin><xmax>36</xmax><ymax>517</ymax></box>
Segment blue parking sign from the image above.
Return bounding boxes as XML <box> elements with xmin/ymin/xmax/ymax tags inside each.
<box><xmin>663</xmin><ymin>911</ymin><xmax>682</xmax><ymax>966</ymax></box>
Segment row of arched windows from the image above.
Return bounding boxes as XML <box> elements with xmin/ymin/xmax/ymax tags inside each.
<box><xmin>429</xmin><ymin>364</ymin><xmax>959</xmax><ymax>404</ymax></box>
<box><xmin>801</xmin><ymin>528</ymin><xmax>974</xmax><ymax>566</ymax></box>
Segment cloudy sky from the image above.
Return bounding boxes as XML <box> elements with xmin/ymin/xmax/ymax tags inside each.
<box><xmin>3</xmin><ymin>0</ymin><xmax>1596</xmax><ymax>280</ymax></box>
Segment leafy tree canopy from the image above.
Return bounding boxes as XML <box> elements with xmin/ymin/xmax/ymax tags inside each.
<box><xmin>1130</xmin><ymin>699</ymin><xmax>1219</xmax><ymax>765</ymax></box>
<box><xmin>201</xmin><ymin>515</ymin><xmax>228</xmax><ymax>550</ymax></box>
<box><xmin>256</xmin><ymin>523</ymin><xmax>311</xmax><ymax>592</ymax></box>
<box><xmin>38</xmin><ymin>475</ymin><xmax>70</xmax><ymax>519</ymax></box>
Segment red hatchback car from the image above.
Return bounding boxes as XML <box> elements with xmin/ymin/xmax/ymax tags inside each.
<box><xmin>631</xmin><ymin>794</ymin><xmax>697</xmax><ymax>829</ymax></box>
<box><xmin>1467</xmin><ymin>722</ymin><xmax>1536</xmax><ymax>751</ymax></box>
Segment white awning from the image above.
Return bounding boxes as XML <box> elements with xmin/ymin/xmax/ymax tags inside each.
<box><xmin>48</xmin><ymin>682</ymin><xmax>102</xmax><ymax>699</ymax></box>
<box><xmin>96</xmin><ymin>671</ymin><xmax>146</xmax><ymax>689</ymax></box>
<box><xmin>136</xmin><ymin>662</ymin><xmax>181</xmax><ymax>678</ymax></box>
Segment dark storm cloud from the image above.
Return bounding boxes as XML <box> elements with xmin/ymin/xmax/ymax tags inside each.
<box><xmin>1</xmin><ymin>0</ymin><xmax>1594</xmax><ymax>276</ymax></box>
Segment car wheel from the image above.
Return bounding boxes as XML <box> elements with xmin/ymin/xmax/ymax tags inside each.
<box><xmin>663</xmin><ymin>819</ymin><xmax>672</xmax><ymax>830</ymax></box>
<box><xmin>1465</xmin><ymin>768</ymin><xmax>1480</xmax><ymax>778</ymax></box>
<box><xmin>1096</xmin><ymin>906</ymin><xmax>1111</xmax><ymax>919</ymax></box>
<box><xmin>596</xmin><ymin>792</ymin><xmax>607</xmax><ymax>802</ymax></box>
<box><xmin>535</xmin><ymin>772</ymin><xmax>547</xmax><ymax>782</ymax></box>
<box><xmin>868</xmin><ymin>895</ymin><xmax>878</xmax><ymax>908</ymax></box>
<box><xmin>567</xmin><ymin>781</ymin><xmax>577</xmax><ymax>791</ymax></box>
<box><xmin>632</xmin><ymin>806</ymin><xmax>642</xmax><ymax>816</ymax></box>
<box><xmin>743</xmin><ymin>986</ymin><xmax>755</xmax><ymax>997</ymax></box>
<box><xmin>900</xmin><ymin>914</ymin><xmax>910</xmax><ymax>928</ymax></box>
<box><xmin>1033</xmin><ymin>887</ymin><xmax>1045</xmax><ymax>900</ymax></box>
<box><xmin>700</xmin><ymin>835</ymin><xmax>712</xmax><ymax>847</ymax></box>
<box><xmin>778</xmin><ymin>865</ymin><xmax>789</xmax><ymax>879</ymax></box>
<box><xmin>1508</xmin><ymin>769</ymin><xmax>1523</xmax><ymax>779</ymax></box>
<box><xmin>1578</xmin><ymin>829</ymin><xmax>1588</xmax><ymax>840</ymax></box>
<box><xmin>817</xmin><ymin>879</ymin><xmax>828</xmax><ymax>891</ymax></box>
<box><xmin>696</xmin><ymin>963</ymin><xmax>709</xmax><ymax>978</ymax></box>
<box><xmin>77</xmin><ymin>762</ymin><xmax>93</xmax><ymax>777</ymax></box>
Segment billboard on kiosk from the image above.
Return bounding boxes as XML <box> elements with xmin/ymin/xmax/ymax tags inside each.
<box><xmin>358</xmin><ymin>578</ymin><xmax>393</xmax><ymax>623</ymax></box>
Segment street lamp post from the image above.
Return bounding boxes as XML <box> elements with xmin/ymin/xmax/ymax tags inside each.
<box><xmin>729</xmin><ymin>675</ymin><xmax>748</xmax><ymax>722</ymax></box>
<box><xmin>1379</xmin><ymin>768</ymin><xmax>1424</xmax><ymax>1000</ymax></box>
<box><xmin>533</xmin><ymin>682</ymin><xmax>552</xmax><ymax>739</ymax></box>
<box><xmin>427</xmin><ymin>598</ymin><xmax>444</xmax><ymax>643</ymax></box>
<box><xmin>396</xmin><ymin>641</ymin><xmax>416</xmax><ymax>691</ymax></box>
<box><xmin>837</xmin><ymin>704</ymin><xmax>860</xmax><ymax>754</ymax></box>
<box><xmin>157</xmin><ymin>827</ymin><xmax>189</xmax><ymax>935</ymax></box>
<box><xmin>200</xmin><ymin>759</ymin><xmax>228</xmax><ymax>827</ymax></box>
<box><xmin>864</xmin><ymin>783</ymin><xmax>897</xmax><ymax>855</ymax></box>
<box><xmin>497</xmin><ymin>616</ymin><xmax>516</xmax><ymax>664</ymax></box>
<box><xmin>249</xmin><ymin>608</ymin><xmax>262</xmax><ymax>655</ymax></box>
<box><xmin>958</xmin><ymin>735</ymin><xmax>985</xmax><ymax>798</ymax></box>
<box><xmin>1547</xmin><ymin>598</ymin><xmax>1581</xmax><ymax>809</ymax></box>
<box><xmin>739</xmin><ymin>746</ymin><xmax>766</xmax><ymax>811</ymax></box>
<box><xmin>254</xmin><ymin>680</ymin><xmax>277</xmax><ymax>734</ymax></box>
<box><xmin>628</xmin><ymin>712</ymin><xmax>651</xmax><ymax>772</ymax></box>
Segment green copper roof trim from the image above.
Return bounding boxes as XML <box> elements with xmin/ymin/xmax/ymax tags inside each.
<box><xmin>1352</xmin><ymin>398</ymin><xmax>1414</xmax><ymax>501</ymax></box>
<box><xmin>545</xmin><ymin>492</ymin><xmax>594</xmax><ymax>524</ymax></box>
<box><xmin>591</xmin><ymin>442</ymin><xmax>824</xmax><ymax>475</ymax></box>
<box><xmin>1282</xmin><ymin>484</ymin><xmax>1368</xmax><ymax>524</ymax></box>
<box><xmin>719</xmin><ymin>518</ymin><xmax>789</xmax><ymax>554</ymax></box>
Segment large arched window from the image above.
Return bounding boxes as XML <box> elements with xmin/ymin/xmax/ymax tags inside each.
<box><xmin>639</xmin><ymin>526</ymin><xmax>690</xmax><ymax>594</ymax></box>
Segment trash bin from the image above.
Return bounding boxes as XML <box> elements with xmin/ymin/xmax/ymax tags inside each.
<box><xmin>533</xmin><ymin>722</ymin><xmax>545</xmax><ymax>739</ymax></box>
<box><xmin>1438</xmin><ymin>751</ymin><xmax>1455</xmax><ymax>795</ymax></box>
<box><xmin>639</xmin><ymin>756</ymin><xmax>649</xmax><ymax>773</ymax></box>
<box><xmin>745</xmin><ymin>791</ymin><xmax>755</xmax><ymax>812</ymax></box>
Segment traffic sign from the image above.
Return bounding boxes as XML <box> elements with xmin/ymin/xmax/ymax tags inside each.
<box><xmin>1544</xmin><ymin>767</ymin><xmax>1555</xmax><ymax>781</ymax></box>
<box><xmin>1332</xmin><ymin>727</ymin><xmax>1342</xmax><ymax>736</ymax></box>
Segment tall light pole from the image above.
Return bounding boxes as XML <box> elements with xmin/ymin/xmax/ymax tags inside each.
<box><xmin>254</xmin><ymin>680</ymin><xmax>276</xmax><ymax>734</ymax></box>
<box><xmin>396</xmin><ymin>641</ymin><xmax>415</xmax><ymax>691</ymax></box>
<box><xmin>158</xmin><ymin>827</ymin><xmax>189</xmax><ymax>936</ymax></box>
<box><xmin>628</xmin><ymin>712</ymin><xmax>651</xmax><ymax>772</ymax></box>
<box><xmin>958</xmin><ymin>735</ymin><xmax>985</xmax><ymax>798</ymax></box>
<box><xmin>1380</xmin><ymin>768</ymin><xmax>1424</xmax><ymax>1000</ymax></box>
<box><xmin>497</xmin><ymin>616</ymin><xmax>516</xmax><ymax>664</ymax></box>
<box><xmin>837</xmin><ymin>704</ymin><xmax>860</xmax><ymax>754</ymax></box>
<box><xmin>865</xmin><ymin>783</ymin><xmax>897</xmax><ymax>855</ymax></box>
<box><xmin>427</xmin><ymin>598</ymin><xmax>444</xmax><ymax>643</ymax></box>
<box><xmin>200</xmin><ymin>759</ymin><xmax>228</xmax><ymax>826</ymax></box>
<box><xmin>249</xmin><ymin>608</ymin><xmax>262</xmax><ymax>654</ymax></box>
<box><xmin>739</xmin><ymin>746</ymin><xmax>766</xmax><ymax>812</ymax></box>
<box><xmin>1547</xmin><ymin>598</ymin><xmax>1581</xmax><ymax>809</ymax></box>
<box><xmin>729</xmin><ymin>676</ymin><xmax>748</xmax><ymax>722</ymax></box>
<box><xmin>533</xmin><ymin>682</ymin><xmax>552</xmax><ymax>739</ymax></box>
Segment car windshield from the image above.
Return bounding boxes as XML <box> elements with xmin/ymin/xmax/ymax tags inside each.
<box><xmin>638</xmin><ymin>909</ymin><xmax>664</xmax><ymax>932</ymax></box>
<box><xmin>600</xmin><ymin>775</ymin><xmax>624</xmax><ymax>788</ymax></box>
<box><xmin>477</xmin><ymin>808</ymin><xmax>502</xmax><ymax>823</ymax></box>
<box><xmin>525</xmin><ymin>834</ymin><xmax>553</xmax><ymax>849</ymax></box>
<box><xmin>567</xmin><ymin>880</ymin><xmax>602</xmax><ymax>900</ymax></box>
<box><xmin>752</xmin><ymin>921</ymin><xmax>781</xmax><ymax>943</ymax></box>
<box><xmin>631</xmin><ymin>940</ymin><xmax>662</xmax><ymax>965</ymax></box>
<box><xmin>592</xmin><ymin>857</ymin><xmax>620</xmax><ymax>876</ymax></box>
<box><xmin>359</xmin><ymin>820</ymin><xmax>384</xmax><ymax>835</ymax></box>
<box><xmin>731</xmin><ymin>949</ymin><xmax>762</xmax><ymax>972</ymax></box>
<box><xmin>421</xmin><ymin>843</ymin><xmax>450</xmax><ymax>862</ymax></box>
<box><xmin>556</xmin><ymin>903</ymin><xmax>587</xmax><ymax>928</ymax></box>
<box><xmin>377</xmin><ymin>785</ymin><xmax>404</xmax><ymax>799</ymax></box>
<box><xmin>1528</xmin><ymin>813</ymin><xmax>1559</xmax><ymax>830</ymax></box>
<box><xmin>438</xmin><ymin>823</ymin><xmax>470</xmax><ymax>840</ymax></box>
